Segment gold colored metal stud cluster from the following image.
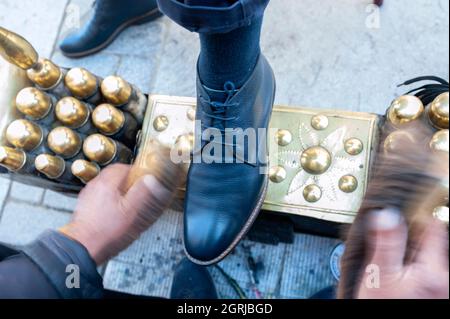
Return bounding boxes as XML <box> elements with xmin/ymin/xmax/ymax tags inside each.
<box><xmin>384</xmin><ymin>92</ymin><xmax>449</xmax><ymax>224</ymax></box>
<box><xmin>0</xmin><ymin>27</ymin><xmax>144</xmax><ymax>191</ymax></box>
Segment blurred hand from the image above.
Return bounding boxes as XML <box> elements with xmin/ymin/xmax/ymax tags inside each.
<box><xmin>59</xmin><ymin>164</ymin><xmax>173</xmax><ymax>265</ymax></box>
<box><xmin>356</xmin><ymin>208</ymin><xmax>449</xmax><ymax>299</ymax></box>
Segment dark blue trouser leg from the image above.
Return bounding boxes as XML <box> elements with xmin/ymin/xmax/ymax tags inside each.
<box><xmin>156</xmin><ymin>0</ymin><xmax>270</xmax><ymax>34</ymax></box>
<box><xmin>157</xmin><ymin>0</ymin><xmax>270</xmax><ymax>89</ymax></box>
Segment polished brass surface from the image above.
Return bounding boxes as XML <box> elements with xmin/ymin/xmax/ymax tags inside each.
<box><xmin>92</xmin><ymin>104</ymin><xmax>125</xmax><ymax>134</ymax></box>
<box><xmin>387</xmin><ymin>95</ymin><xmax>424</xmax><ymax>126</ymax></box>
<box><xmin>339</xmin><ymin>175</ymin><xmax>358</xmax><ymax>193</ymax></box>
<box><xmin>428</xmin><ymin>92</ymin><xmax>449</xmax><ymax>130</ymax></box>
<box><xmin>15</xmin><ymin>87</ymin><xmax>52</xmax><ymax>119</ymax></box>
<box><xmin>269</xmin><ymin>166</ymin><xmax>287</xmax><ymax>183</ymax></box>
<box><xmin>6</xmin><ymin>119</ymin><xmax>42</xmax><ymax>151</ymax></box>
<box><xmin>429</xmin><ymin>130</ymin><xmax>449</xmax><ymax>153</ymax></box>
<box><xmin>303</xmin><ymin>184</ymin><xmax>322</xmax><ymax>203</ymax></box>
<box><xmin>27</xmin><ymin>58</ymin><xmax>61</xmax><ymax>89</ymax></box>
<box><xmin>0</xmin><ymin>58</ymin><xmax>32</xmax><ymax>145</ymax></box>
<box><xmin>55</xmin><ymin>97</ymin><xmax>89</xmax><ymax>128</ymax></box>
<box><xmin>275</xmin><ymin>129</ymin><xmax>292</xmax><ymax>146</ymax></box>
<box><xmin>140</xmin><ymin>95</ymin><xmax>380</xmax><ymax>224</ymax></box>
<box><xmin>174</xmin><ymin>133</ymin><xmax>194</xmax><ymax>155</ymax></box>
<box><xmin>187</xmin><ymin>106</ymin><xmax>196</xmax><ymax>121</ymax></box>
<box><xmin>0</xmin><ymin>27</ymin><xmax>38</xmax><ymax>70</ymax></box>
<box><xmin>47</xmin><ymin>127</ymin><xmax>82</xmax><ymax>158</ymax></box>
<box><xmin>71</xmin><ymin>159</ymin><xmax>100</xmax><ymax>184</ymax></box>
<box><xmin>300</xmin><ymin>146</ymin><xmax>332</xmax><ymax>175</ymax></box>
<box><xmin>83</xmin><ymin>134</ymin><xmax>117</xmax><ymax>165</ymax></box>
<box><xmin>384</xmin><ymin>130</ymin><xmax>415</xmax><ymax>154</ymax></box>
<box><xmin>311</xmin><ymin>114</ymin><xmax>329</xmax><ymax>130</ymax></box>
<box><xmin>153</xmin><ymin>115</ymin><xmax>169</xmax><ymax>132</ymax></box>
<box><xmin>64</xmin><ymin>67</ymin><xmax>98</xmax><ymax>99</ymax></box>
<box><xmin>344</xmin><ymin>138</ymin><xmax>364</xmax><ymax>156</ymax></box>
<box><xmin>35</xmin><ymin>154</ymin><xmax>65</xmax><ymax>179</ymax></box>
<box><xmin>0</xmin><ymin>146</ymin><xmax>25</xmax><ymax>171</ymax></box>
<box><xmin>100</xmin><ymin>76</ymin><xmax>132</xmax><ymax>106</ymax></box>
<box><xmin>433</xmin><ymin>206</ymin><xmax>449</xmax><ymax>224</ymax></box>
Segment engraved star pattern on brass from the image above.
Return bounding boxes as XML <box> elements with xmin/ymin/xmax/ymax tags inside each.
<box><xmin>278</xmin><ymin>123</ymin><xmax>363</xmax><ymax>204</ymax></box>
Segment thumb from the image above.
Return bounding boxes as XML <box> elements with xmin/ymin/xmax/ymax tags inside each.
<box><xmin>365</xmin><ymin>208</ymin><xmax>407</xmax><ymax>276</ymax></box>
<box><xmin>122</xmin><ymin>175</ymin><xmax>174</xmax><ymax>229</ymax></box>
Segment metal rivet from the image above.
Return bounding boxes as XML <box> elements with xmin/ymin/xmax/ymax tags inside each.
<box><xmin>344</xmin><ymin>138</ymin><xmax>364</xmax><ymax>156</ymax></box>
<box><xmin>275</xmin><ymin>129</ymin><xmax>292</xmax><ymax>146</ymax></box>
<box><xmin>339</xmin><ymin>175</ymin><xmax>358</xmax><ymax>193</ymax></box>
<box><xmin>153</xmin><ymin>115</ymin><xmax>169</xmax><ymax>132</ymax></box>
<box><xmin>303</xmin><ymin>184</ymin><xmax>322</xmax><ymax>203</ymax></box>
<box><xmin>311</xmin><ymin>115</ymin><xmax>329</xmax><ymax>130</ymax></box>
<box><xmin>269</xmin><ymin>166</ymin><xmax>287</xmax><ymax>183</ymax></box>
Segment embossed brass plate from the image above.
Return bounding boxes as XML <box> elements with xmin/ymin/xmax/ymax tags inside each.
<box><xmin>139</xmin><ymin>95</ymin><xmax>381</xmax><ymax>224</ymax></box>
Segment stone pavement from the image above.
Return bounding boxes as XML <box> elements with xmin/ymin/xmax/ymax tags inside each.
<box><xmin>0</xmin><ymin>0</ymin><xmax>448</xmax><ymax>298</ymax></box>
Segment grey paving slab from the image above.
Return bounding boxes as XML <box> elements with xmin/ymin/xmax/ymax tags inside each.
<box><xmin>0</xmin><ymin>0</ymin><xmax>68</xmax><ymax>59</ymax></box>
<box><xmin>43</xmin><ymin>190</ymin><xmax>78</xmax><ymax>212</ymax></box>
<box><xmin>150</xmin><ymin>18</ymin><xmax>199</xmax><ymax>97</ymax></box>
<box><xmin>9</xmin><ymin>182</ymin><xmax>44</xmax><ymax>204</ymax></box>
<box><xmin>0</xmin><ymin>201</ymin><xmax>71</xmax><ymax>246</ymax></box>
<box><xmin>51</xmin><ymin>51</ymin><xmax>121</xmax><ymax>79</ymax></box>
<box><xmin>104</xmin><ymin>20</ymin><xmax>166</xmax><ymax>59</ymax></box>
<box><xmin>262</xmin><ymin>0</ymin><xmax>449</xmax><ymax>114</ymax></box>
<box><xmin>116</xmin><ymin>54</ymin><xmax>159</xmax><ymax>94</ymax></box>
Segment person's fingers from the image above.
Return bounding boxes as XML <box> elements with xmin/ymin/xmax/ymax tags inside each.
<box><xmin>121</xmin><ymin>175</ymin><xmax>173</xmax><ymax>229</ymax></box>
<box><xmin>416</xmin><ymin>218</ymin><xmax>449</xmax><ymax>270</ymax></box>
<box><xmin>365</xmin><ymin>208</ymin><xmax>408</xmax><ymax>275</ymax></box>
<box><xmin>94</xmin><ymin>164</ymin><xmax>131</xmax><ymax>190</ymax></box>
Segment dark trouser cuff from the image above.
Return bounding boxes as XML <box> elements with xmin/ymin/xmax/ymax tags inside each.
<box><xmin>157</xmin><ymin>0</ymin><xmax>270</xmax><ymax>34</ymax></box>
<box><xmin>22</xmin><ymin>230</ymin><xmax>104</xmax><ymax>299</ymax></box>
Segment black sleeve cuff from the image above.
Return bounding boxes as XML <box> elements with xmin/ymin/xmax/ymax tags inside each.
<box><xmin>21</xmin><ymin>230</ymin><xmax>104</xmax><ymax>299</ymax></box>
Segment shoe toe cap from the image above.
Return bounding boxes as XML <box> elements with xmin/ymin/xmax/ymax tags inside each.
<box><xmin>184</xmin><ymin>207</ymin><xmax>240</xmax><ymax>264</ymax></box>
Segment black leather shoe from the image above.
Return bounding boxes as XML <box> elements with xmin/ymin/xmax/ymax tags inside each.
<box><xmin>170</xmin><ymin>258</ymin><xmax>218</xmax><ymax>299</ymax></box>
<box><xmin>184</xmin><ymin>54</ymin><xmax>276</xmax><ymax>265</ymax></box>
<box><xmin>59</xmin><ymin>0</ymin><xmax>162</xmax><ymax>58</ymax></box>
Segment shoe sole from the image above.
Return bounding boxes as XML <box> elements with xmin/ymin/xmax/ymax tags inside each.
<box><xmin>61</xmin><ymin>8</ymin><xmax>162</xmax><ymax>58</ymax></box>
<box><xmin>184</xmin><ymin>77</ymin><xmax>277</xmax><ymax>267</ymax></box>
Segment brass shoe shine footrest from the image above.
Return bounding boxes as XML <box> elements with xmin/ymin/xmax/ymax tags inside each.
<box><xmin>1</xmin><ymin>27</ymin><xmax>448</xmax><ymax>224</ymax></box>
<box><xmin>138</xmin><ymin>96</ymin><xmax>380</xmax><ymax>224</ymax></box>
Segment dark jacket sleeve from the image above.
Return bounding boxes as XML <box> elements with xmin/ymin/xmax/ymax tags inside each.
<box><xmin>0</xmin><ymin>230</ymin><xmax>104</xmax><ymax>299</ymax></box>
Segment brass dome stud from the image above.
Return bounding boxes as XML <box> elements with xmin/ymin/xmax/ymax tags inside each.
<box><xmin>344</xmin><ymin>138</ymin><xmax>364</xmax><ymax>156</ymax></box>
<box><xmin>269</xmin><ymin>166</ymin><xmax>287</xmax><ymax>183</ymax></box>
<box><xmin>429</xmin><ymin>130</ymin><xmax>449</xmax><ymax>153</ymax></box>
<box><xmin>275</xmin><ymin>129</ymin><xmax>293</xmax><ymax>147</ymax></box>
<box><xmin>311</xmin><ymin>115</ymin><xmax>329</xmax><ymax>131</ymax></box>
<box><xmin>153</xmin><ymin>115</ymin><xmax>169</xmax><ymax>132</ymax></box>
<box><xmin>300</xmin><ymin>146</ymin><xmax>332</xmax><ymax>175</ymax></box>
<box><xmin>387</xmin><ymin>95</ymin><xmax>424</xmax><ymax>126</ymax></box>
<box><xmin>303</xmin><ymin>184</ymin><xmax>322</xmax><ymax>203</ymax></box>
<box><xmin>174</xmin><ymin>133</ymin><xmax>194</xmax><ymax>155</ymax></box>
<box><xmin>428</xmin><ymin>92</ymin><xmax>449</xmax><ymax>130</ymax></box>
<box><xmin>339</xmin><ymin>175</ymin><xmax>358</xmax><ymax>193</ymax></box>
<box><xmin>187</xmin><ymin>106</ymin><xmax>196</xmax><ymax>121</ymax></box>
<box><xmin>384</xmin><ymin>130</ymin><xmax>415</xmax><ymax>154</ymax></box>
